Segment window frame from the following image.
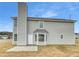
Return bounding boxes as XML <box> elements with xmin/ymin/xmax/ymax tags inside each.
<box><xmin>14</xmin><ymin>34</ymin><xmax>17</xmax><ymax>41</ymax></box>
<box><xmin>61</xmin><ymin>34</ymin><xmax>63</xmax><ymax>39</ymax></box>
<box><xmin>38</xmin><ymin>34</ymin><xmax>44</xmax><ymax>42</ymax></box>
<box><xmin>35</xmin><ymin>34</ymin><xmax>37</xmax><ymax>41</ymax></box>
<box><xmin>39</xmin><ymin>21</ymin><xmax>44</xmax><ymax>29</ymax></box>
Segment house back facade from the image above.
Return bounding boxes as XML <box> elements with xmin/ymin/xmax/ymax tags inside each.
<box><xmin>12</xmin><ymin>2</ymin><xmax>76</xmax><ymax>46</ymax></box>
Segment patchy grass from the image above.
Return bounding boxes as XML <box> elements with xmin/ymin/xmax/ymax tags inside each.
<box><xmin>0</xmin><ymin>39</ymin><xmax>79</xmax><ymax>57</ymax></box>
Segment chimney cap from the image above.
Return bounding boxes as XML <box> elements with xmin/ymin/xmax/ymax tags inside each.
<box><xmin>18</xmin><ymin>2</ymin><xmax>26</xmax><ymax>6</ymax></box>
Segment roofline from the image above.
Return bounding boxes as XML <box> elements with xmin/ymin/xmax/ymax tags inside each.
<box><xmin>11</xmin><ymin>16</ymin><xmax>77</xmax><ymax>23</ymax></box>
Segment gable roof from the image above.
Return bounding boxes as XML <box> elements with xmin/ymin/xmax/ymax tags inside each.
<box><xmin>12</xmin><ymin>17</ymin><xmax>76</xmax><ymax>23</ymax></box>
<box><xmin>33</xmin><ymin>29</ymin><xmax>48</xmax><ymax>33</ymax></box>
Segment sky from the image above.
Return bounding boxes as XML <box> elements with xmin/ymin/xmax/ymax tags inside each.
<box><xmin>0</xmin><ymin>2</ymin><xmax>79</xmax><ymax>33</ymax></box>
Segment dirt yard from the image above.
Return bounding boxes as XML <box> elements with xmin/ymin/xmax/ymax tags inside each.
<box><xmin>0</xmin><ymin>39</ymin><xmax>79</xmax><ymax>57</ymax></box>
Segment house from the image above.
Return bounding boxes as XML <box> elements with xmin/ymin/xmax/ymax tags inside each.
<box><xmin>8</xmin><ymin>2</ymin><xmax>76</xmax><ymax>51</ymax></box>
<box><xmin>12</xmin><ymin>2</ymin><xmax>76</xmax><ymax>46</ymax></box>
<box><xmin>0</xmin><ymin>35</ymin><xmax>8</xmax><ymax>39</ymax></box>
<box><xmin>0</xmin><ymin>32</ymin><xmax>12</xmax><ymax>39</ymax></box>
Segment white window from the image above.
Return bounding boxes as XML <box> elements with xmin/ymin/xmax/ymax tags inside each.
<box><xmin>34</xmin><ymin>33</ymin><xmax>47</xmax><ymax>45</ymax></box>
<box><xmin>61</xmin><ymin>35</ymin><xmax>63</xmax><ymax>39</ymax></box>
<box><xmin>14</xmin><ymin>34</ymin><xmax>17</xmax><ymax>41</ymax></box>
<box><xmin>39</xmin><ymin>21</ymin><xmax>44</xmax><ymax>29</ymax></box>
<box><xmin>38</xmin><ymin>34</ymin><xmax>44</xmax><ymax>42</ymax></box>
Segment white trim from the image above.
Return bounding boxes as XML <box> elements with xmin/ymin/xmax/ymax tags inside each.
<box><xmin>44</xmin><ymin>34</ymin><xmax>47</xmax><ymax>45</ymax></box>
<box><xmin>34</xmin><ymin>32</ymin><xmax>47</xmax><ymax>45</ymax></box>
<box><xmin>33</xmin><ymin>33</ymin><xmax>37</xmax><ymax>45</ymax></box>
<box><xmin>39</xmin><ymin>21</ymin><xmax>44</xmax><ymax>29</ymax></box>
<box><xmin>37</xmin><ymin>33</ymin><xmax>39</xmax><ymax>45</ymax></box>
<box><xmin>35</xmin><ymin>33</ymin><xmax>47</xmax><ymax>45</ymax></box>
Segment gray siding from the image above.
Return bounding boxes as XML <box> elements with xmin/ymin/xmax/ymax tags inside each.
<box><xmin>28</xmin><ymin>21</ymin><xmax>75</xmax><ymax>45</ymax></box>
<box><xmin>13</xmin><ymin>19</ymin><xmax>75</xmax><ymax>45</ymax></box>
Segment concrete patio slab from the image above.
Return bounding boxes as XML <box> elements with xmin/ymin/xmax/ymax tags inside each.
<box><xmin>6</xmin><ymin>46</ymin><xmax>38</xmax><ymax>52</ymax></box>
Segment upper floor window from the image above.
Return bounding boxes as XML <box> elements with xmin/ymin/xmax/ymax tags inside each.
<box><xmin>39</xmin><ymin>21</ymin><xmax>44</xmax><ymax>29</ymax></box>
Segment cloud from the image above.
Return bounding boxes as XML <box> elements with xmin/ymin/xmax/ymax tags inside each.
<box><xmin>68</xmin><ymin>6</ymin><xmax>76</xmax><ymax>10</ymax></box>
<box><xmin>67</xmin><ymin>3</ymin><xmax>76</xmax><ymax>11</ymax></box>
<box><xmin>41</xmin><ymin>11</ymin><xmax>58</xmax><ymax>18</ymax></box>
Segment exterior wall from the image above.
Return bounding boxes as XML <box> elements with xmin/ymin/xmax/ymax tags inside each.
<box><xmin>44</xmin><ymin>22</ymin><xmax>75</xmax><ymax>45</ymax></box>
<box><xmin>27</xmin><ymin>21</ymin><xmax>39</xmax><ymax>44</ymax></box>
<box><xmin>28</xmin><ymin>21</ymin><xmax>39</xmax><ymax>34</ymax></box>
<box><xmin>12</xmin><ymin>19</ymin><xmax>17</xmax><ymax>45</ymax></box>
<box><xmin>28</xmin><ymin>21</ymin><xmax>75</xmax><ymax>45</ymax></box>
<box><xmin>13</xmin><ymin>20</ymin><xmax>75</xmax><ymax>45</ymax></box>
